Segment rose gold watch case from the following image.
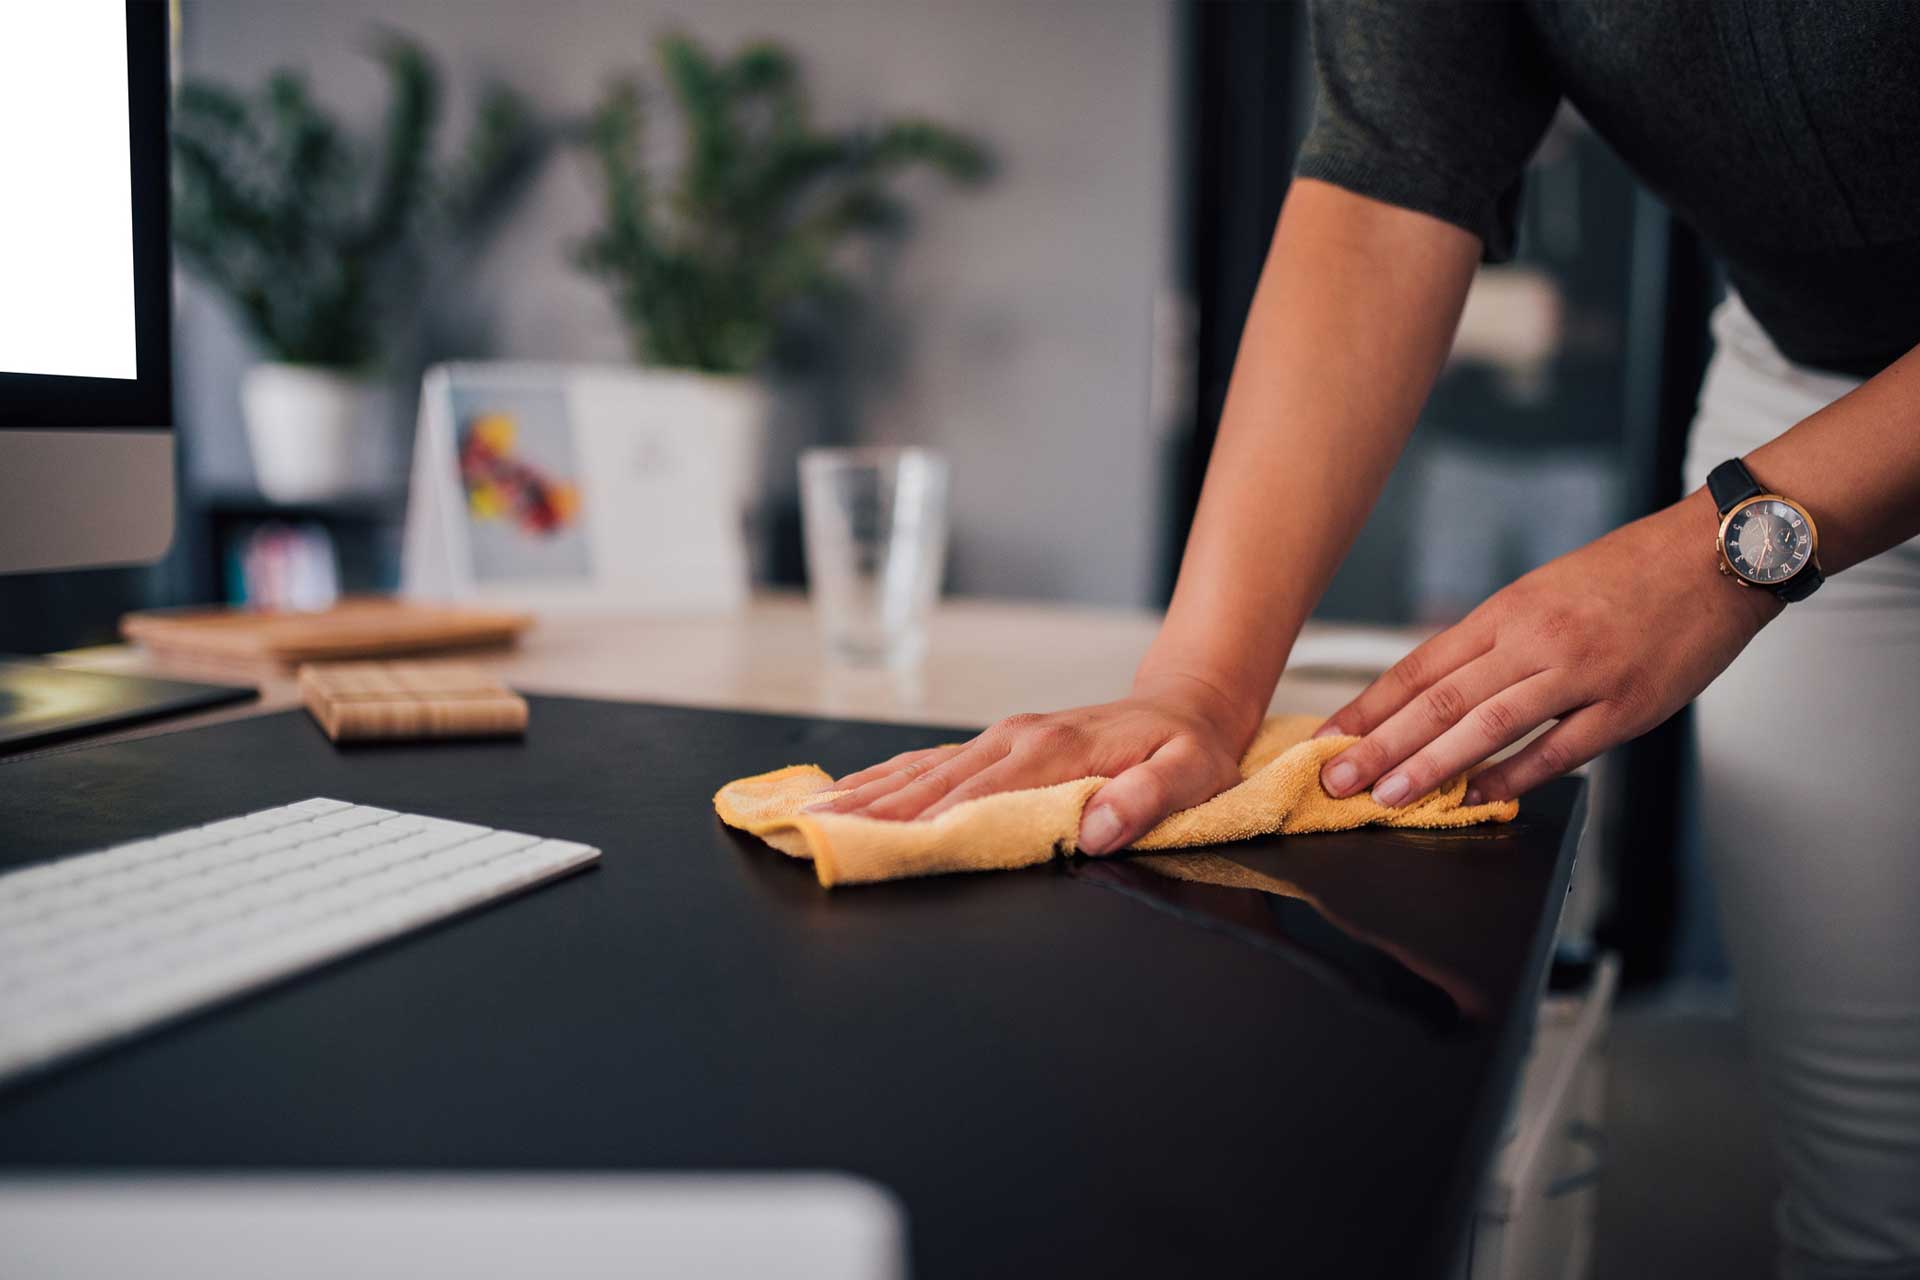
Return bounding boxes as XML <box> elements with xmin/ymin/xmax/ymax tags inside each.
<box><xmin>1715</xmin><ymin>492</ymin><xmax>1821</xmax><ymax>588</ymax></box>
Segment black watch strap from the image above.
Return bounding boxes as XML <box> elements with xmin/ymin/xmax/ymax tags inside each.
<box><xmin>1707</xmin><ymin>458</ymin><xmax>1763</xmax><ymax>515</ymax></box>
<box><xmin>1777</xmin><ymin>562</ymin><xmax>1824</xmax><ymax>602</ymax></box>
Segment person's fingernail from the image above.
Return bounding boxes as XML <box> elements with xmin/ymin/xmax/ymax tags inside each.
<box><xmin>1079</xmin><ymin>805</ymin><xmax>1124</xmax><ymax>855</ymax></box>
<box><xmin>1312</xmin><ymin>723</ymin><xmax>1343</xmax><ymax>740</ymax></box>
<box><xmin>802</xmin><ymin>797</ymin><xmax>840</xmax><ymax>812</ymax></box>
<box><xmin>1322</xmin><ymin>760</ymin><xmax>1359</xmax><ymax>796</ymax></box>
<box><xmin>1463</xmin><ymin>786</ymin><xmax>1484</xmax><ymax>806</ymax></box>
<box><xmin>1372</xmin><ymin>773</ymin><xmax>1411</xmax><ymax>807</ymax></box>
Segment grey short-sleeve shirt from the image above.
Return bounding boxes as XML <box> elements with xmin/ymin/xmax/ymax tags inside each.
<box><xmin>1295</xmin><ymin>0</ymin><xmax>1920</xmax><ymax>378</ymax></box>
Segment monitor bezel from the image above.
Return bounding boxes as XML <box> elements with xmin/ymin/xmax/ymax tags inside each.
<box><xmin>0</xmin><ymin>0</ymin><xmax>171</xmax><ymax>430</ymax></box>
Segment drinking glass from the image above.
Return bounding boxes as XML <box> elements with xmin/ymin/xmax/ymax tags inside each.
<box><xmin>799</xmin><ymin>447</ymin><xmax>951</xmax><ymax>668</ymax></box>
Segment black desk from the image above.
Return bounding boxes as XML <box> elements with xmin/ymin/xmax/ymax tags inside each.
<box><xmin>0</xmin><ymin>697</ymin><xmax>1583</xmax><ymax>1278</ymax></box>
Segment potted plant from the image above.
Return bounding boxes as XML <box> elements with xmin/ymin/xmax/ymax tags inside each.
<box><xmin>172</xmin><ymin>33</ymin><xmax>543</xmax><ymax>503</ymax></box>
<box><xmin>571</xmin><ymin>33</ymin><xmax>990</xmax><ymax>550</ymax></box>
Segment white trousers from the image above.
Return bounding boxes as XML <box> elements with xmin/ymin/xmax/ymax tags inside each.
<box><xmin>1686</xmin><ymin>296</ymin><xmax>1920</xmax><ymax>1279</ymax></box>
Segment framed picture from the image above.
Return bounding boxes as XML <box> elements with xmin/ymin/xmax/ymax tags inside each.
<box><xmin>402</xmin><ymin>362</ymin><xmax>757</xmax><ymax>612</ymax></box>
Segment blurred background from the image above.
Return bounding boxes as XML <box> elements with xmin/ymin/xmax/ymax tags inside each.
<box><xmin>0</xmin><ymin>5</ymin><xmax>1762</xmax><ymax>1269</ymax></box>
<box><xmin>3</xmin><ymin>0</ymin><xmax>1701</xmax><ymax>655</ymax></box>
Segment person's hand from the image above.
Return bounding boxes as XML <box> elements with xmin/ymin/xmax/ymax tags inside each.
<box><xmin>805</xmin><ymin>674</ymin><xmax>1258</xmax><ymax>855</ymax></box>
<box><xmin>1315</xmin><ymin>489</ymin><xmax>1780</xmax><ymax>806</ymax></box>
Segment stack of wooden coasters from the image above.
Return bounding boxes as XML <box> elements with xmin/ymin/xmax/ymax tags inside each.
<box><xmin>299</xmin><ymin>662</ymin><xmax>528</xmax><ymax>743</ymax></box>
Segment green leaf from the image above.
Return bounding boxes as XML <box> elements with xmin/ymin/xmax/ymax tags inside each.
<box><xmin>570</xmin><ymin>32</ymin><xmax>993</xmax><ymax>377</ymax></box>
<box><xmin>350</xmin><ymin>30</ymin><xmax>441</xmax><ymax>254</ymax></box>
<box><xmin>441</xmin><ymin>82</ymin><xmax>545</xmax><ymax>237</ymax></box>
<box><xmin>171</xmin><ymin>27</ymin><xmax>547</xmax><ymax>367</ymax></box>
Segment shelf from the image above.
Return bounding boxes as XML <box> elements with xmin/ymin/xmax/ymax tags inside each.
<box><xmin>194</xmin><ymin>490</ymin><xmax>409</xmax><ymax>523</ymax></box>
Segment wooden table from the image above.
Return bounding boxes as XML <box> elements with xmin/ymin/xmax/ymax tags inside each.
<box><xmin>48</xmin><ymin>591</ymin><xmax>1419</xmax><ymax>745</ymax></box>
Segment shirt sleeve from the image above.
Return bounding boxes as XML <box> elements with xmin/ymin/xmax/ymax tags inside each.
<box><xmin>1295</xmin><ymin>0</ymin><xmax>1562</xmax><ymax>261</ymax></box>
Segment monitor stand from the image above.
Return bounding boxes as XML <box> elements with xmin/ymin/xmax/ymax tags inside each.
<box><xmin>0</xmin><ymin>658</ymin><xmax>255</xmax><ymax>754</ymax></box>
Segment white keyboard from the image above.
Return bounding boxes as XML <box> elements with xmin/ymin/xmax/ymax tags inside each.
<box><xmin>0</xmin><ymin>798</ymin><xmax>600</xmax><ymax>1085</ymax></box>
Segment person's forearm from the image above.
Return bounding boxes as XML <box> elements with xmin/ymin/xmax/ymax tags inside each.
<box><xmin>1135</xmin><ymin>179</ymin><xmax>1481</xmax><ymax>742</ymax></box>
<box><xmin>1743</xmin><ymin>339</ymin><xmax>1920</xmax><ymax>573</ymax></box>
<box><xmin>1309</xmin><ymin>331</ymin><xmax>1920</xmax><ymax>813</ymax></box>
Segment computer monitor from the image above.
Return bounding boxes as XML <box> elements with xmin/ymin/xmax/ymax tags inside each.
<box><xmin>0</xmin><ymin>3</ymin><xmax>252</xmax><ymax>751</ymax></box>
<box><xmin>0</xmin><ymin>0</ymin><xmax>174</xmax><ymax>574</ymax></box>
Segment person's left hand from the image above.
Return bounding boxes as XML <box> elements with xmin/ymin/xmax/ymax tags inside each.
<box><xmin>1315</xmin><ymin>488</ymin><xmax>1781</xmax><ymax>806</ymax></box>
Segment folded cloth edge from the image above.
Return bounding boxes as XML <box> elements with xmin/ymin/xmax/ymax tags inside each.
<box><xmin>712</xmin><ymin>715</ymin><xmax>1519</xmax><ymax>889</ymax></box>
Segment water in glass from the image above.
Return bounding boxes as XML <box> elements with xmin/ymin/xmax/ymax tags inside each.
<box><xmin>799</xmin><ymin>447</ymin><xmax>950</xmax><ymax>667</ymax></box>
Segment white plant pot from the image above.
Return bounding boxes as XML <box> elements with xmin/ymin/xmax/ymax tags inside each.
<box><xmin>241</xmin><ymin>363</ymin><xmax>370</xmax><ymax>504</ymax></box>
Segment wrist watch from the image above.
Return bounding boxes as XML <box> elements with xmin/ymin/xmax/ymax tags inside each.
<box><xmin>1708</xmin><ymin>458</ymin><xmax>1823</xmax><ymax>602</ymax></box>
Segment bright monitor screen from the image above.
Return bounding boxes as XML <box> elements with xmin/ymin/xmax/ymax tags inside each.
<box><xmin>0</xmin><ymin>0</ymin><xmax>137</xmax><ymax>381</ymax></box>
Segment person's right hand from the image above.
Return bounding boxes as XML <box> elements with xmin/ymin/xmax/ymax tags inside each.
<box><xmin>804</xmin><ymin>674</ymin><xmax>1257</xmax><ymax>855</ymax></box>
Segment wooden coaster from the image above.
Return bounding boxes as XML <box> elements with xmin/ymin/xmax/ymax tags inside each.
<box><xmin>299</xmin><ymin>662</ymin><xmax>528</xmax><ymax>743</ymax></box>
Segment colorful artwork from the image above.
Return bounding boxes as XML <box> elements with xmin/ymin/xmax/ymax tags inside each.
<box><xmin>459</xmin><ymin>412</ymin><xmax>582</xmax><ymax>535</ymax></box>
<box><xmin>447</xmin><ymin>384</ymin><xmax>592</xmax><ymax>584</ymax></box>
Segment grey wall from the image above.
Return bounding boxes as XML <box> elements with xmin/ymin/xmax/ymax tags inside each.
<box><xmin>175</xmin><ymin>0</ymin><xmax>1180</xmax><ymax>606</ymax></box>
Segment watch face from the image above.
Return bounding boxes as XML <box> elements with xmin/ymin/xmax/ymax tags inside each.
<box><xmin>1725</xmin><ymin>499</ymin><xmax>1813</xmax><ymax>585</ymax></box>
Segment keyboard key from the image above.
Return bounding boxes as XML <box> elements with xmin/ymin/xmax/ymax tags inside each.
<box><xmin>285</xmin><ymin>798</ymin><xmax>352</xmax><ymax>816</ymax></box>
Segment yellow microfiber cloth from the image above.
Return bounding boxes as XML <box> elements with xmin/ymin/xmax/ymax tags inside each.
<box><xmin>713</xmin><ymin>713</ymin><xmax>1518</xmax><ymax>888</ymax></box>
